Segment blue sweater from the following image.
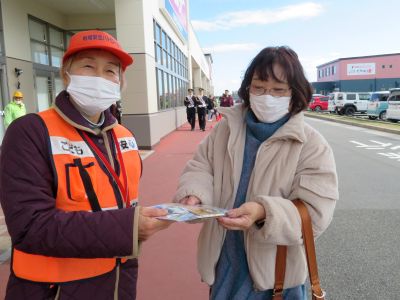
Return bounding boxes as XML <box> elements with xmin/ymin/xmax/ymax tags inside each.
<box><xmin>210</xmin><ymin>110</ymin><xmax>306</xmax><ymax>300</ymax></box>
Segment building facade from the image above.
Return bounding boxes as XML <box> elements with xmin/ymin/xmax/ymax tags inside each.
<box><xmin>0</xmin><ymin>0</ymin><xmax>213</xmax><ymax>148</ymax></box>
<box><xmin>313</xmin><ymin>53</ymin><xmax>400</xmax><ymax>95</ymax></box>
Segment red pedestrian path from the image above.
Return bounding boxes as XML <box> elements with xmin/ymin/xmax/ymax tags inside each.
<box><xmin>0</xmin><ymin>120</ymin><xmax>217</xmax><ymax>299</ymax></box>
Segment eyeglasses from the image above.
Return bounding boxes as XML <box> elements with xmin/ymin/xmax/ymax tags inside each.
<box><xmin>249</xmin><ymin>85</ymin><xmax>291</xmax><ymax>97</ymax></box>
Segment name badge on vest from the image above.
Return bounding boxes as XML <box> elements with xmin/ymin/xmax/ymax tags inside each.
<box><xmin>50</xmin><ymin>137</ymin><xmax>94</xmax><ymax>157</ymax></box>
<box><xmin>117</xmin><ymin>137</ymin><xmax>138</xmax><ymax>153</ymax></box>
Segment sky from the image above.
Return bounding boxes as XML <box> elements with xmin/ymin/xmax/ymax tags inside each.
<box><xmin>188</xmin><ymin>0</ymin><xmax>400</xmax><ymax>95</ymax></box>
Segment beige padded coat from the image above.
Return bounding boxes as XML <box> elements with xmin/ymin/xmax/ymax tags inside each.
<box><xmin>173</xmin><ymin>104</ymin><xmax>338</xmax><ymax>290</ymax></box>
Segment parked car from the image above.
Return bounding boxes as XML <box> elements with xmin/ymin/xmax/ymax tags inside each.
<box><xmin>327</xmin><ymin>93</ymin><xmax>336</xmax><ymax>113</ymax></box>
<box><xmin>309</xmin><ymin>94</ymin><xmax>329</xmax><ymax>112</ymax></box>
<box><xmin>330</xmin><ymin>92</ymin><xmax>371</xmax><ymax>115</ymax></box>
<box><xmin>386</xmin><ymin>88</ymin><xmax>400</xmax><ymax>122</ymax></box>
<box><xmin>366</xmin><ymin>91</ymin><xmax>390</xmax><ymax>120</ymax></box>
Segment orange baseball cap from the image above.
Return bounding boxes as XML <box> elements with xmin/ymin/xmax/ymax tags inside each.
<box><xmin>63</xmin><ymin>30</ymin><xmax>133</xmax><ymax>70</ymax></box>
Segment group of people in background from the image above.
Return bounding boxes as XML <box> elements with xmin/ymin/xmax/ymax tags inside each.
<box><xmin>184</xmin><ymin>88</ymin><xmax>234</xmax><ymax>131</ymax></box>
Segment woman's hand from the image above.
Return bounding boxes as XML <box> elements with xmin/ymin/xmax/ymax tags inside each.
<box><xmin>178</xmin><ymin>195</ymin><xmax>201</xmax><ymax>205</ymax></box>
<box><xmin>217</xmin><ymin>202</ymin><xmax>266</xmax><ymax>230</ymax></box>
<box><xmin>138</xmin><ymin>206</ymin><xmax>171</xmax><ymax>241</ymax></box>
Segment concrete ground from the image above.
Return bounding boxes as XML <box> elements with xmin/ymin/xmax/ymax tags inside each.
<box><xmin>0</xmin><ymin>119</ymin><xmax>216</xmax><ymax>299</ymax></box>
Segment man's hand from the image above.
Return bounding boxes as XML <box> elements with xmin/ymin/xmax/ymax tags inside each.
<box><xmin>217</xmin><ymin>202</ymin><xmax>265</xmax><ymax>230</ymax></box>
<box><xmin>138</xmin><ymin>207</ymin><xmax>171</xmax><ymax>241</ymax></box>
<box><xmin>178</xmin><ymin>195</ymin><xmax>201</xmax><ymax>205</ymax></box>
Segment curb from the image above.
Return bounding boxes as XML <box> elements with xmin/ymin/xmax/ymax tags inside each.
<box><xmin>304</xmin><ymin>113</ymin><xmax>400</xmax><ymax>135</ymax></box>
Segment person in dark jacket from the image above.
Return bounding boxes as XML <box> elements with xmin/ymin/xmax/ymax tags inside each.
<box><xmin>110</xmin><ymin>100</ymin><xmax>123</xmax><ymax>124</ymax></box>
<box><xmin>0</xmin><ymin>30</ymin><xmax>170</xmax><ymax>300</ymax></box>
<box><xmin>184</xmin><ymin>88</ymin><xmax>196</xmax><ymax>131</ymax></box>
<box><xmin>194</xmin><ymin>88</ymin><xmax>208</xmax><ymax>131</ymax></box>
<box><xmin>219</xmin><ymin>89</ymin><xmax>234</xmax><ymax>107</ymax></box>
<box><xmin>207</xmin><ymin>95</ymin><xmax>216</xmax><ymax>121</ymax></box>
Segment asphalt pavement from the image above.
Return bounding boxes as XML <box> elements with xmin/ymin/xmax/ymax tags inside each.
<box><xmin>306</xmin><ymin>118</ymin><xmax>400</xmax><ymax>300</ymax></box>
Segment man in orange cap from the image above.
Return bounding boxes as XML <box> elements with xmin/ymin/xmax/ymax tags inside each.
<box><xmin>0</xmin><ymin>30</ymin><xmax>170</xmax><ymax>299</ymax></box>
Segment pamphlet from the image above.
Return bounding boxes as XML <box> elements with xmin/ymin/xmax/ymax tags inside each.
<box><xmin>153</xmin><ymin>203</ymin><xmax>228</xmax><ymax>222</ymax></box>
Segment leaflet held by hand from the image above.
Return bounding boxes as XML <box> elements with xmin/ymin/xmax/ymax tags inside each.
<box><xmin>153</xmin><ymin>203</ymin><xmax>228</xmax><ymax>222</ymax></box>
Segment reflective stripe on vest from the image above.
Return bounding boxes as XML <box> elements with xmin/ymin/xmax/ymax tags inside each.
<box><xmin>12</xmin><ymin>108</ymin><xmax>141</xmax><ymax>283</ymax></box>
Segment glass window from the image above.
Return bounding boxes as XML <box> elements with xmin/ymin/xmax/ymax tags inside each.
<box><xmin>155</xmin><ymin>24</ymin><xmax>161</xmax><ymax>44</ymax></box>
<box><xmin>380</xmin><ymin>95</ymin><xmax>389</xmax><ymax>101</ymax></box>
<box><xmin>347</xmin><ymin>93</ymin><xmax>356</xmax><ymax>100</ymax></box>
<box><xmin>29</xmin><ymin>19</ymin><xmax>47</xmax><ymax>42</ymax></box>
<box><xmin>164</xmin><ymin>73</ymin><xmax>170</xmax><ymax>108</ymax></box>
<box><xmin>31</xmin><ymin>41</ymin><xmax>49</xmax><ymax>65</ymax></box>
<box><xmin>153</xmin><ymin>20</ymin><xmax>188</xmax><ymax>109</ymax></box>
<box><xmin>158</xmin><ymin>69</ymin><xmax>164</xmax><ymax>110</ymax></box>
<box><xmin>50</xmin><ymin>46</ymin><xmax>63</xmax><ymax>67</ymax></box>
<box><xmin>157</xmin><ymin>46</ymin><xmax>162</xmax><ymax>64</ymax></box>
<box><xmin>167</xmin><ymin>36</ymin><xmax>171</xmax><ymax>53</ymax></box>
<box><xmin>66</xmin><ymin>33</ymin><xmax>73</xmax><ymax>47</ymax></box>
<box><xmin>161</xmin><ymin>31</ymin><xmax>166</xmax><ymax>48</ymax></box>
<box><xmin>36</xmin><ymin>76</ymin><xmax>51</xmax><ymax>112</ymax></box>
<box><xmin>170</xmin><ymin>75</ymin><xmax>175</xmax><ymax>107</ymax></box>
<box><xmin>54</xmin><ymin>77</ymin><xmax>64</xmax><ymax>97</ymax></box>
<box><xmin>358</xmin><ymin>93</ymin><xmax>370</xmax><ymax>100</ymax></box>
<box><xmin>163</xmin><ymin>50</ymin><xmax>167</xmax><ymax>66</ymax></box>
<box><xmin>49</xmin><ymin>27</ymin><xmax>64</xmax><ymax>48</ymax></box>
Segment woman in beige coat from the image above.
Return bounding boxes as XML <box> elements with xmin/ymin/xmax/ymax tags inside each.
<box><xmin>174</xmin><ymin>46</ymin><xmax>338</xmax><ymax>300</ymax></box>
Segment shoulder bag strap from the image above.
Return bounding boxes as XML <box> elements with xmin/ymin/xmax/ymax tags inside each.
<box><xmin>292</xmin><ymin>199</ymin><xmax>325</xmax><ymax>300</ymax></box>
<box><xmin>273</xmin><ymin>199</ymin><xmax>326</xmax><ymax>300</ymax></box>
<box><xmin>272</xmin><ymin>245</ymin><xmax>287</xmax><ymax>300</ymax></box>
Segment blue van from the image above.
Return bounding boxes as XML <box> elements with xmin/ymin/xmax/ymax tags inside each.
<box><xmin>367</xmin><ymin>91</ymin><xmax>390</xmax><ymax>120</ymax></box>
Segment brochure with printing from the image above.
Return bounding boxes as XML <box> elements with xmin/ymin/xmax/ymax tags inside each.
<box><xmin>153</xmin><ymin>203</ymin><xmax>228</xmax><ymax>222</ymax></box>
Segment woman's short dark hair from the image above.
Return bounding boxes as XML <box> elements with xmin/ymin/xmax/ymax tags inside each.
<box><xmin>238</xmin><ymin>46</ymin><xmax>312</xmax><ymax>115</ymax></box>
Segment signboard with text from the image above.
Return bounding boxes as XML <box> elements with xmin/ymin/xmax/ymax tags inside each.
<box><xmin>165</xmin><ymin>0</ymin><xmax>188</xmax><ymax>40</ymax></box>
<box><xmin>347</xmin><ymin>63</ymin><xmax>376</xmax><ymax>76</ymax></box>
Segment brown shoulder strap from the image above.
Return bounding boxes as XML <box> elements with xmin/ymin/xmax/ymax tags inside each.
<box><xmin>292</xmin><ymin>199</ymin><xmax>325</xmax><ymax>300</ymax></box>
<box><xmin>273</xmin><ymin>199</ymin><xmax>325</xmax><ymax>300</ymax></box>
<box><xmin>272</xmin><ymin>245</ymin><xmax>287</xmax><ymax>300</ymax></box>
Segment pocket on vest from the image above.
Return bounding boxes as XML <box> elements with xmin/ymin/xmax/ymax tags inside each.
<box><xmin>65</xmin><ymin>160</ymin><xmax>97</xmax><ymax>202</ymax></box>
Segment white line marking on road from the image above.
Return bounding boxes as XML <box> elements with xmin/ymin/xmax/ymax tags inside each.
<box><xmin>378</xmin><ymin>152</ymin><xmax>400</xmax><ymax>159</ymax></box>
<box><xmin>369</xmin><ymin>140</ymin><xmax>392</xmax><ymax>147</ymax></box>
<box><xmin>390</xmin><ymin>146</ymin><xmax>400</xmax><ymax>150</ymax></box>
<box><xmin>350</xmin><ymin>141</ymin><xmax>384</xmax><ymax>149</ymax></box>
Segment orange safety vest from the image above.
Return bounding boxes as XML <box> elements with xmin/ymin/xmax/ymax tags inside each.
<box><xmin>12</xmin><ymin>108</ymin><xmax>141</xmax><ymax>283</ymax></box>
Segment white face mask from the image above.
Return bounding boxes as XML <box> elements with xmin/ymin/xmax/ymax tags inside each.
<box><xmin>249</xmin><ymin>93</ymin><xmax>291</xmax><ymax>123</ymax></box>
<box><xmin>66</xmin><ymin>74</ymin><xmax>121</xmax><ymax>117</ymax></box>
<box><xmin>15</xmin><ymin>100</ymin><xmax>23</xmax><ymax>105</ymax></box>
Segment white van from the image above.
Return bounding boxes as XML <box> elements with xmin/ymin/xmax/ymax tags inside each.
<box><xmin>386</xmin><ymin>89</ymin><xmax>400</xmax><ymax>122</ymax></box>
<box><xmin>329</xmin><ymin>92</ymin><xmax>371</xmax><ymax>115</ymax></box>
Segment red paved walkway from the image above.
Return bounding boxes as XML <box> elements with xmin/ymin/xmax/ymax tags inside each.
<box><xmin>0</xmin><ymin>120</ymin><xmax>217</xmax><ymax>299</ymax></box>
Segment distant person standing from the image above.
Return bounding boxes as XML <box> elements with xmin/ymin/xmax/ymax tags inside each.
<box><xmin>184</xmin><ymin>88</ymin><xmax>196</xmax><ymax>131</ymax></box>
<box><xmin>110</xmin><ymin>100</ymin><xmax>122</xmax><ymax>124</ymax></box>
<box><xmin>195</xmin><ymin>88</ymin><xmax>208</xmax><ymax>131</ymax></box>
<box><xmin>4</xmin><ymin>91</ymin><xmax>26</xmax><ymax>129</ymax></box>
<box><xmin>219</xmin><ymin>89</ymin><xmax>234</xmax><ymax>107</ymax></box>
<box><xmin>207</xmin><ymin>95</ymin><xmax>216</xmax><ymax>121</ymax></box>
